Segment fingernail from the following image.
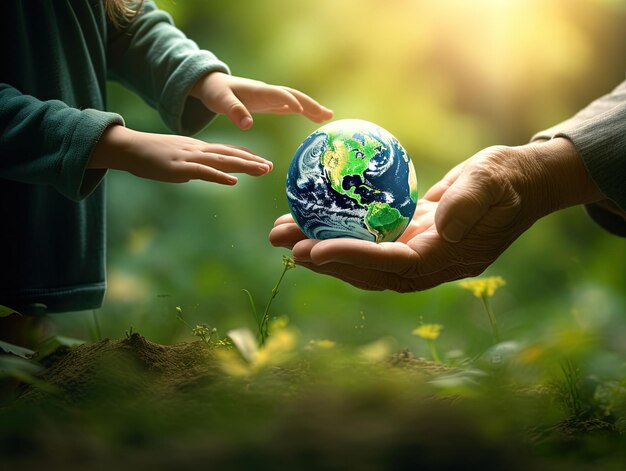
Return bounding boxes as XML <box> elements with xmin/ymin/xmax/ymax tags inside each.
<box><xmin>441</xmin><ymin>220</ymin><xmax>467</xmax><ymax>243</ymax></box>
<box><xmin>292</xmin><ymin>249</ymin><xmax>311</xmax><ymax>263</ymax></box>
<box><xmin>240</xmin><ymin>116</ymin><xmax>253</xmax><ymax>129</ymax></box>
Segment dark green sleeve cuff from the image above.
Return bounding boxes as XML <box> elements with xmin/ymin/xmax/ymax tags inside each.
<box><xmin>158</xmin><ymin>53</ymin><xmax>230</xmax><ymax>135</ymax></box>
<box><xmin>60</xmin><ymin>109</ymin><xmax>125</xmax><ymax>201</ymax></box>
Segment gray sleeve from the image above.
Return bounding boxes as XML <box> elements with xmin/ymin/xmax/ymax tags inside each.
<box><xmin>531</xmin><ymin>80</ymin><xmax>626</xmax><ymax>236</ymax></box>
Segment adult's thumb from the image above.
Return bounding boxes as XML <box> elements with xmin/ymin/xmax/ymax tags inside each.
<box><xmin>434</xmin><ymin>169</ymin><xmax>502</xmax><ymax>243</ymax></box>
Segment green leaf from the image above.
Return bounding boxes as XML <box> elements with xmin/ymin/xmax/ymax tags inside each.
<box><xmin>0</xmin><ymin>355</ymin><xmax>41</xmax><ymax>377</ymax></box>
<box><xmin>0</xmin><ymin>305</ymin><xmax>20</xmax><ymax>317</ymax></box>
<box><xmin>0</xmin><ymin>355</ymin><xmax>59</xmax><ymax>393</ymax></box>
<box><xmin>0</xmin><ymin>340</ymin><xmax>35</xmax><ymax>359</ymax></box>
<box><xmin>52</xmin><ymin>335</ymin><xmax>86</xmax><ymax>348</ymax></box>
<box><xmin>36</xmin><ymin>335</ymin><xmax>86</xmax><ymax>359</ymax></box>
<box><xmin>241</xmin><ymin>289</ymin><xmax>259</xmax><ymax>326</ymax></box>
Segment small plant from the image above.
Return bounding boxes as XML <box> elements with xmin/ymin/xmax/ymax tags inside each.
<box><xmin>412</xmin><ymin>323</ymin><xmax>444</xmax><ymax>362</ymax></box>
<box><xmin>559</xmin><ymin>357</ymin><xmax>583</xmax><ymax>417</ymax></box>
<box><xmin>459</xmin><ymin>276</ymin><xmax>506</xmax><ymax>344</ymax></box>
<box><xmin>594</xmin><ymin>379</ymin><xmax>626</xmax><ymax>432</ymax></box>
<box><xmin>175</xmin><ymin>306</ymin><xmax>219</xmax><ymax>345</ymax></box>
<box><xmin>244</xmin><ymin>255</ymin><xmax>296</xmax><ymax>346</ymax></box>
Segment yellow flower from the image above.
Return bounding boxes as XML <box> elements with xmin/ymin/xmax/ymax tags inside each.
<box><xmin>308</xmin><ymin>339</ymin><xmax>336</xmax><ymax>350</ymax></box>
<box><xmin>459</xmin><ymin>276</ymin><xmax>506</xmax><ymax>298</ymax></box>
<box><xmin>412</xmin><ymin>323</ymin><xmax>443</xmax><ymax>340</ymax></box>
<box><xmin>359</xmin><ymin>337</ymin><xmax>394</xmax><ymax>362</ymax></box>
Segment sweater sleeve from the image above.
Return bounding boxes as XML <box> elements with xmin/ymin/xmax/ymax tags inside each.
<box><xmin>106</xmin><ymin>1</ymin><xmax>230</xmax><ymax>135</ymax></box>
<box><xmin>531</xmin><ymin>80</ymin><xmax>626</xmax><ymax>236</ymax></box>
<box><xmin>0</xmin><ymin>83</ymin><xmax>124</xmax><ymax>201</ymax></box>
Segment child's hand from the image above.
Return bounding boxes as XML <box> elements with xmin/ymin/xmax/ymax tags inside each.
<box><xmin>89</xmin><ymin>125</ymin><xmax>272</xmax><ymax>185</ymax></box>
<box><xmin>189</xmin><ymin>72</ymin><xmax>333</xmax><ymax>130</ymax></box>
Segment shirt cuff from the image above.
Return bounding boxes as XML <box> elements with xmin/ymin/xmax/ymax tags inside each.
<box><xmin>59</xmin><ymin>109</ymin><xmax>125</xmax><ymax>201</ymax></box>
<box><xmin>158</xmin><ymin>52</ymin><xmax>230</xmax><ymax>135</ymax></box>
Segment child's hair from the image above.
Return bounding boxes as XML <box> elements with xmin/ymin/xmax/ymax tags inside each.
<box><xmin>105</xmin><ymin>0</ymin><xmax>145</xmax><ymax>29</ymax></box>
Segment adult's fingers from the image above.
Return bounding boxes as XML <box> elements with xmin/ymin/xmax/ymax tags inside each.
<box><xmin>295</xmin><ymin>226</ymin><xmax>467</xmax><ymax>278</ymax></box>
<box><xmin>273</xmin><ymin>213</ymin><xmax>295</xmax><ymax>227</ymax></box>
<box><xmin>293</xmin><ymin>260</ymin><xmax>397</xmax><ymax>292</ymax></box>
<box><xmin>396</xmin><ymin>199</ymin><xmax>437</xmax><ymax>243</ymax></box>
<box><xmin>296</xmin><ymin>238</ymin><xmax>421</xmax><ymax>276</ymax></box>
<box><xmin>269</xmin><ymin>222</ymin><xmax>308</xmax><ymax>248</ymax></box>
<box><xmin>435</xmin><ymin>165</ymin><xmax>504</xmax><ymax>243</ymax></box>
<box><xmin>294</xmin><ymin>258</ymin><xmax>463</xmax><ymax>293</ymax></box>
<box><xmin>422</xmin><ymin>162</ymin><xmax>465</xmax><ymax>202</ymax></box>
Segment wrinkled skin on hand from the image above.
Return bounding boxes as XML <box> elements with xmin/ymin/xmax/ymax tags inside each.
<box><xmin>269</xmin><ymin>138</ymin><xmax>604</xmax><ymax>292</ymax></box>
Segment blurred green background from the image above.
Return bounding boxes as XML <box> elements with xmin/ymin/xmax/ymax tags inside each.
<box><xmin>56</xmin><ymin>0</ymin><xmax>625</xmax><ymax>362</ymax></box>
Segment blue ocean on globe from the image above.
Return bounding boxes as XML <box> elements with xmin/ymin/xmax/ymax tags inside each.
<box><xmin>286</xmin><ymin>119</ymin><xmax>418</xmax><ymax>243</ymax></box>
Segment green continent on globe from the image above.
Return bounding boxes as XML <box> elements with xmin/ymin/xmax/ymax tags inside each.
<box><xmin>365</xmin><ymin>202</ymin><xmax>409</xmax><ymax>243</ymax></box>
<box><xmin>320</xmin><ymin>133</ymin><xmax>381</xmax><ymax>205</ymax></box>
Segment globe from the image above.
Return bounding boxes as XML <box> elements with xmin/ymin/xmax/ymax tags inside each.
<box><xmin>286</xmin><ymin>119</ymin><xmax>418</xmax><ymax>243</ymax></box>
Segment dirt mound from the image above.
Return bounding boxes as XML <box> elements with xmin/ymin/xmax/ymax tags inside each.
<box><xmin>2</xmin><ymin>334</ymin><xmax>621</xmax><ymax>470</ymax></box>
<box><xmin>20</xmin><ymin>333</ymin><xmax>219</xmax><ymax>405</ymax></box>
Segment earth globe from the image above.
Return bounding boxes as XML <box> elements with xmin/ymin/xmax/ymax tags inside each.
<box><xmin>286</xmin><ymin>119</ymin><xmax>418</xmax><ymax>243</ymax></box>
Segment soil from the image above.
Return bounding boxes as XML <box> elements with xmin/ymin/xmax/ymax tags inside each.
<box><xmin>1</xmin><ymin>334</ymin><xmax>622</xmax><ymax>470</ymax></box>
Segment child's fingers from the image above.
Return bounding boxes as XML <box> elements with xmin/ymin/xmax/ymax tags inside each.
<box><xmin>216</xmin><ymin>144</ymin><xmax>273</xmax><ymax>171</ymax></box>
<box><xmin>183</xmin><ymin>163</ymin><xmax>239</xmax><ymax>185</ymax></box>
<box><xmin>203</xmin><ymin>144</ymin><xmax>272</xmax><ymax>167</ymax></box>
<box><xmin>215</xmin><ymin>89</ymin><xmax>254</xmax><ymax>130</ymax></box>
<box><xmin>254</xmin><ymin>87</ymin><xmax>303</xmax><ymax>114</ymax></box>
<box><xmin>282</xmin><ymin>87</ymin><xmax>333</xmax><ymax>121</ymax></box>
<box><xmin>190</xmin><ymin>153</ymin><xmax>271</xmax><ymax>176</ymax></box>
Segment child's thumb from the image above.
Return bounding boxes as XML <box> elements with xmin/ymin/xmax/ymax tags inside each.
<box><xmin>220</xmin><ymin>92</ymin><xmax>253</xmax><ymax>130</ymax></box>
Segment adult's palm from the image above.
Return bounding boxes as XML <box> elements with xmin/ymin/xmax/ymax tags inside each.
<box><xmin>269</xmin><ymin>139</ymin><xmax>602</xmax><ymax>292</ymax></box>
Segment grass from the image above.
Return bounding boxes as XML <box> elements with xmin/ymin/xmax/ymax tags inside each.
<box><xmin>1</xmin><ymin>268</ymin><xmax>625</xmax><ymax>469</ymax></box>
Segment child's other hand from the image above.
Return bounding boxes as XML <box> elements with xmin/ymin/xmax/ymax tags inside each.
<box><xmin>89</xmin><ymin>125</ymin><xmax>272</xmax><ymax>185</ymax></box>
<box><xmin>189</xmin><ymin>72</ymin><xmax>333</xmax><ymax>130</ymax></box>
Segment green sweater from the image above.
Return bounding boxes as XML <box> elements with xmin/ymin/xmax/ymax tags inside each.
<box><xmin>0</xmin><ymin>1</ymin><xmax>229</xmax><ymax>313</ymax></box>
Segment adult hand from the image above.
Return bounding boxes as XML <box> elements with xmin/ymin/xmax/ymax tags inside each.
<box><xmin>189</xmin><ymin>72</ymin><xmax>333</xmax><ymax>130</ymax></box>
<box><xmin>89</xmin><ymin>125</ymin><xmax>272</xmax><ymax>185</ymax></box>
<box><xmin>269</xmin><ymin>138</ymin><xmax>604</xmax><ymax>292</ymax></box>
